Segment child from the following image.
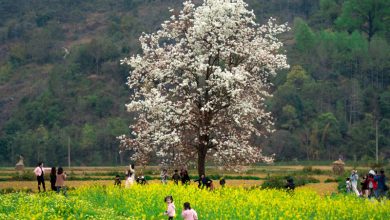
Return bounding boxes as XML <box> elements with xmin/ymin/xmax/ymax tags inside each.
<box><xmin>285</xmin><ymin>178</ymin><xmax>295</xmax><ymax>191</ymax></box>
<box><xmin>164</xmin><ymin>195</ymin><xmax>175</xmax><ymax>220</ymax></box>
<box><xmin>361</xmin><ymin>175</ymin><xmax>369</xmax><ymax>197</ymax></box>
<box><xmin>161</xmin><ymin>169</ymin><xmax>168</xmax><ymax>184</ymax></box>
<box><xmin>172</xmin><ymin>170</ymin><xmax>181</xmax><ymax>185</ymax></box>
<box><xmin>114</xmin><ymin>175</ymin><xmax>121</xmax><ymax>186</ymax></box>
<box><xmin>55</xmin><ymin>167</ymin><xmax>67</xmax><ymax>196</ymax></box>
<box><xmin>181</xmin><ymin>202</ymin><xmax>198</xmax><ymax>220</ymax></box>
<box><xmin>219</xmin><ymin>177</ymin><xmax>226</xmax><ymax>188</ymax></box>
<box><xmin>136</xmin><ymin>175</ymin><xmax>147</xmax><ymax>185</ymax></box>
<box><xmin>346</xmin><ymin>177</ymin><xmax>352</xmax><ymax>193</ymax></box>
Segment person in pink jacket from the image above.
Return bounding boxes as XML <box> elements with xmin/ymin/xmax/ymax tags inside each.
<box><xmin>181</xmin><ymin>202</ymin><xmax>198</xmax><ymax>220</ymax></box>
<box><xmin>164</xmin><ymin>195</ymin><xmax>175</xmax><ymax>220</ymax></box>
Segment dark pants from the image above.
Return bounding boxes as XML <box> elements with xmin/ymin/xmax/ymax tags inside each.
<box><xmin>37</xmin><ymin>176</ymin><xmax>45</xmax><ymax>192</ymax></box>
<box><xmin>56</xmin><ymin>186</ymin><xmax>67</xmax><ymax>196</ymax></box>
<box><xmin>50</xmin><ymin>181</ymin><xmax>56</xmax><ymax>191</ymax></box>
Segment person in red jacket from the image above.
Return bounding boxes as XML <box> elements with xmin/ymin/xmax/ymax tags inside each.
<box><xmin>367</xmin><ymin>170</ymin><xmax>377</xmax><ymax>198</ymax></box>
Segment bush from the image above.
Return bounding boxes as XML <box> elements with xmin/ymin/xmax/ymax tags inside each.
<box><xmin>336</xmin><ymin>177</ymin><xmax>347</xmax><ymax>193</ymax></box>
<box><xmin>11</xmin><ymin>171</ymin><xmax>36</xmax><ymax>181</ymax></box>
<box><xmin>302</xmin><ymin>166</ymin><xmax>324</xmax><ymax>175</ymax></box>
<box><xmin>324</xmin><ymin>178</ymin><xmax>338</xmax><ymax>183</ymax></box>
<box><xmin>261</xmin><ymin>176</ymin><xmax>319</xmax><ymax>189</ymax></box>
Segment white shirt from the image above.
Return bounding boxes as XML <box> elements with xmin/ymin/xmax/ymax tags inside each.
<box><xmin>33</xmin><ymin>166</ymin><xmax>50</xmax><ymax>176</ymax></box>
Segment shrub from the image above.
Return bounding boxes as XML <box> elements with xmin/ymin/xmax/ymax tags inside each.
<box><xmin>261</xmin><ymin>176</ymin><xmax>319</xmax><ymax>189</ymax></box>
<box><xmin>302</xmin><ymin>166</ymin><xmax>324</xmax><ymax>175</ymax></box>
<box><xmin>11</xmin><ymin>172</ymin><xmax>35</xmax><ymax>181</ymax></box>
<box><xmin>324</xmin><ymin>178</ymin><xmax>338</xmax><ymax>183</ymax></box>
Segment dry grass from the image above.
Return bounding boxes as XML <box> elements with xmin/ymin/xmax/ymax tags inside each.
<box><xmin>0</xmin><ymin>165</ymin><xmax>342</xmax><ymax>195</ymax></box>
<box><xmin>300</xmin><ymin>183</ymin><xmax>339</xmax><ymax>196</ymax></box>
<box><xmin>0</xmin><ymin>179</ymin><xmax>339</xmax><ymax>195</ymax></box>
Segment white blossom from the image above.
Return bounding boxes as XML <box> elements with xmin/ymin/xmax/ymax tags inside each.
<box><xmin>119</xmin><ymin>0</ymin><xmax>288</xmax><ymax>173</ymax></box>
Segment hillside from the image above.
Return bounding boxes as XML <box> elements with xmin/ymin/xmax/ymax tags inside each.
<box><xmin>0</xmin><ymin>0</ymin><xmax>389</xmax><ymax>166</ymax></box>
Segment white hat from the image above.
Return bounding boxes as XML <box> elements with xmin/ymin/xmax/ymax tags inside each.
<box><xmin>369</xmin><ymin>170</ymin><xmax>375</xmax><ymax>175</ymax></box>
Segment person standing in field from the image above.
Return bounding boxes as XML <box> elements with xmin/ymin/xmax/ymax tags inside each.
<box><xmin>50</xmin><ymin>167</ymin><xmax>57</xmax><ymax>191</ymax></box>
<box><xmin>181</xmin><ymin>170</ymin><xmax>191</xmax><ymax>185</ymax></box>
<box><xmin>180</xmin><ymin>168</ymin><xmax>185</xmax><ymax>179</ymax></box>
<box><xmin>164</xmin><ymin>195</ymin><xmax>175</xmax><ymax>220</ymax></box>
<box><xmin>172</xmin><ymin>170</ymin><xmax>181</xmax><ymax>185</ymax></box>
<box><xmin>374</xmin><ymin>170</ymin><xmax>387</xmax><ymax>198</ymax></box>
<box><xmin>114</xmin><ymin>175</ymin><xmax>122</xmax><ymax>186</ymax></box>
<box><xmin>55</xmin><ymin>167</ymin><xmax>67</xmax><ymax>196</ymax></box>
<box><xmin>350</xmin><ymin>170</ymin><xmax>360</xmax><ymax>196</ymax></box>
<box><xmin>285</xmin><ymin>177</ymin><xmax>295</xmax><ymax>191</ymax></box>
<box><xmin>195</xmin><ymin>174</ymin><xmax>212</xmax><ymax>189</ymax></box>
<box><xmin>361</xmin><ymin>174</ymin><xmax>369</xmax><ymax>197</ymax></box>
<box><xmin>219</xmin><ymin>177</ymin><xmax>226</xmax><ymax>188</ymax></box>
<box><xmin>161</xmin><ymin>169</ymin><xmax>168</xmax><ymax>184</ymax></box>
<box><xmin>181</xmin><ymin>202</ymin><xmax>198</xmax><ymax>220</ymax></box>
<box><xmin>345</xmin><ymin>177</ymin><xmax>352</xmax><ymax>193</ymax></box>
<box><xmin>367</xmin><ymin>170</ymin><xmax>377</xmax><ymax>198</ymax></box>
<box><xmin>125</xmin><ymin>164</ymin><xmax>135</xmax><ymax>188</ymax></box>
<box><xmin>33</xmin><ymin>162</ymin><xmax>50</xmax><ymax>192</ymax></box>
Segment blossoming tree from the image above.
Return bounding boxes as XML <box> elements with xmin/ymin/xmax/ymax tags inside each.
<box><xmin>120</xmin><ymin>0</ymin><xmax>289</xmax><ymax>175</ymax></box>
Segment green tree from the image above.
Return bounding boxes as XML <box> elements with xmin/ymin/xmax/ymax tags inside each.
<box><xmin>315</xmin><ymin>0</ymin><xmax>343</xmax><ymax>27</ymax></box>
<box><xmin>336</xmin><ymin>0</ymin><xmax>390</xmax><ymax>41</ymax></box>
<box><xmin>76</xmin><ymin>38</ymin><xmax>119</xmax><ymax>75</ymax></box>
<box><xmin>294</xmin><ymin>18</ymin><xmax>316</xmax><ymax>55</ymax></box>
<box><xmin>280</xmin><ymin>105</ymin><xmax>300</xmax><ymax>131</ymax></box>
<box><xmin>315</xmin><ymin>112</ymin><xmax>342</xmax><ymax>160</ymax></box>
<box><xmin>80</xmin><ymin>123</ymin><xmax>96</xmax><ymax>151</ymax></box>
<box><xmin>348</xmin><ymin>114</ymin><xmax>376</xmax><ymax>160</ymax></box>
<box><xmin>379</xmin><ymin>88</ymin><xmax>390</xmax><ymax>118</ymax></box>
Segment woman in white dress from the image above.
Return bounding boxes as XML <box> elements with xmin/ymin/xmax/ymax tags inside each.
<box><xmin>125</xmin><ymin>164</ymin><xmax>135</xmax><ymax>188</ymax></box>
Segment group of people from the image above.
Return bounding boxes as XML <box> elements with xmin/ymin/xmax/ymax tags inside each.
<box><xmin>164</xmin><ymin>195</ymin><xmax>198</xmax><ymax>220</ymax></box>
<box><xmin>346</xmin><ymin>169</ymin><xmax>387</xmax><ymax>199</ymax></box>
<box><xmin>115</xmin><ymin>164</ymin><xmax>148</xmax><ymax>187</ymax></box>
<box><xmin>33</xmin><ymin>162</ymin><xmax>67</xmax><ymax>195</ymax></box>
<box><xmin>121</xmin><ymin>166</ymin><xmax>224</xmax><ymax>190</ymax></box>
<box><xmin>161</xmin><ymin>168</ymin><xmax>191</xmax><ymax>185</ymax></box>
<box><xmin>161</xmin><ymin>169</ymin><xmax>227</xmax><ymax>190</ymax></box>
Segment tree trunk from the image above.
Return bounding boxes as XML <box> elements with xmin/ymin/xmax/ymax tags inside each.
<box><xmin>197</xmin><ymin>145</ymin><xmax>207</xmax><ymax>176</ymax></box>
<box><xmin>367</xmin><ymin>11</ymin><xmax>374</xmax><ymax>42</ymax></box>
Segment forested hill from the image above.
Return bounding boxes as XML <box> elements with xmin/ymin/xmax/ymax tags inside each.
<box><xmin>0</xmin><ymin>0</ymin><xmax>389</xmax><ymax>166</ymax></box>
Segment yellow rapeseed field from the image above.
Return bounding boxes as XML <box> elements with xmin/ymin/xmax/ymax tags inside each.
<box><xmin>0</xmin><ymin>183</ymin><xmax>389</xmax><ymax>219</ymax></box>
